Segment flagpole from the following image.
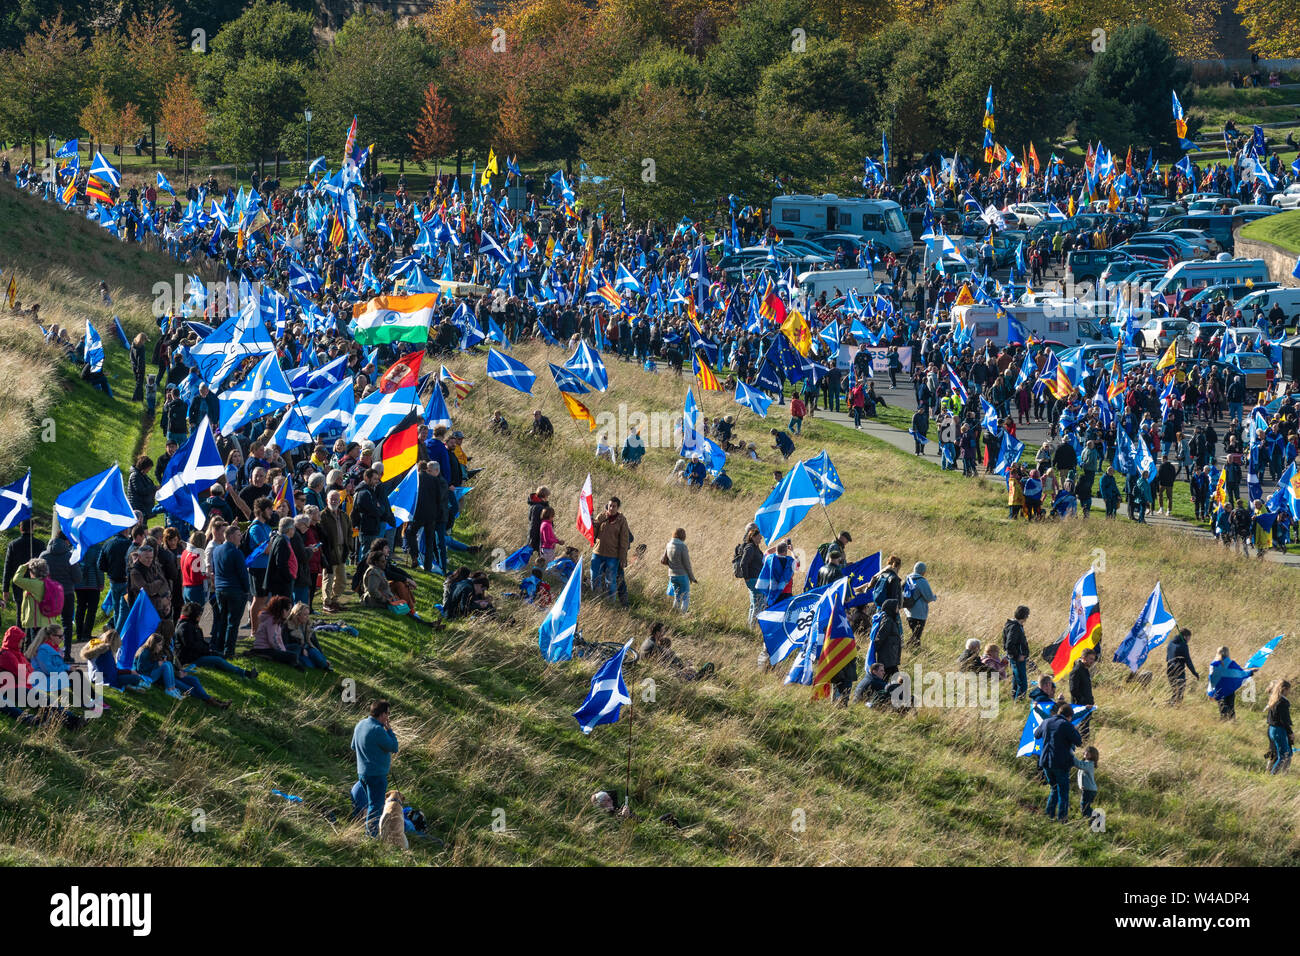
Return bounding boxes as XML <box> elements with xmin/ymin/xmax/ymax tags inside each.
<box><xmin>624</xmin><ymin>698</ymin><xmax>633</xmax><ymax>814</ymax></box>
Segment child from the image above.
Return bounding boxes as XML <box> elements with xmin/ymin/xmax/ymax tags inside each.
<box><xmin>1074</xmin><ymin>745</ymin><xmax>1099</xmax><ymax>821</ymax></box>
<box><xmin>538</xmin><ymin>506</ymin><xmax>563</xmax><ymax>563</ymax></box>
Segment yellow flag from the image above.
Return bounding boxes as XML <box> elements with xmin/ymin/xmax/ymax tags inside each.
<box><xmin>561</xmin><ymin>391</ymin><xmax>596</xmax><ymax>431</ymax></box>
<box><xmin>1155</xmin><ymin>340</ymin><xmax>1177</xmax><ymax>371</ymax></box>
<box><xmin>694</xmin><ymin>351</ymin><xmax>722</xmax><ymax>391</ymax></box>
<box><xmin>482</xmin><ymin>148</ymin><xmax>499</xmax><ymax>186</ymax></box>
<box><xmin>781</xmin><ymin>308</ymin><xmax>811</xmax><ymax>356</ymax></box>
<box><xmin>5</xmin><ymin>277</ymin><xmax>14</xmax><ymax>309</ymax></box>
<box><xmin>954</xmin><ymin>283</ymin><xmax>974</xmax><ymax>306</ymax></box>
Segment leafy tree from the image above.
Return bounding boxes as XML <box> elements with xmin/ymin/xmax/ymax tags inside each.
<box><xmin>159</xmin><ymin>71</ymin><xmax>208</xmax><ymax>183</ymax></box>
<box><xmin>209</xmin><ymin>55</ymin><xmax>306</xmax><ymax>175</ymax></box>
<box><xmin>751</xmin><ymin>106</ymin><xmax>867</xmax><ymax>194</ymax></box>
<box><xmin>0</xmin><ymin>14</ymin><xmax>87</xmax><ymax>163</ymax></box>
<box><xmin>197</xmin><ymin>0</ymin><xmax>316</xmax><ymax>107</ymax></box>
<box><xmin>308</xmin><ymin>13</ymin><xmax>433</xmax><ymax>170</ymax></box>
<box><xmin>755</xmin><ymin>40</ymin><xmax>872</xmax><ymax>133</ymax></box>
<box><xmin>1072</xmin><ymin>21</ymin><xmax>1189</xmax><ymax>158</ymax></box>
<box><xmin>1031</xmin><ymin>0</ymin><xmax>1220</xmax><ymax>59</ymax></box>
<box><xmin>0</xmin><ymin>0</ymin><xmax>96</xmax><ymax>50</ymax></box>
<box><xmin>1235</xmin><ymin>0</ymin><xmax>1300</xmax><ymax>59</ymax></box>
<box><xmin>410</xmin><ymin>82</ymin><xmax>456</xmax><ymax>168</ymax></box>
<box><xmin>123</xmin><ymin>3</ymin><xmax>186</xmax><ymax>163</ymax></box>
<box><xmin>414</xmin><ymin>0</ymin><xmax>491</xmax><ymax>51</ymax></box>
<box><xmin>702</xmin><ymin>0</ymin><xmax>826</xmax><ymax>101</ymax></box>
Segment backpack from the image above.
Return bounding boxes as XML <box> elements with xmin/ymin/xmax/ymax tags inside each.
<box><xmin>870</xmin><ymin>570</ymin><xmax>893</xmax><ymax>606</ymax></box>
<box><xmin>901</xmin><ymin>574</ymin><xmax>919</xmax><ymax>610</ymax></box>
<box><xmin>732</xmin><ymin>543</ymin><xmax>747</xmax><ymax>579</ymax></box>
<box><xmin>38</xmin><ymin>578</ymin><xmax>65</xmax><ymax>618</ymax></box>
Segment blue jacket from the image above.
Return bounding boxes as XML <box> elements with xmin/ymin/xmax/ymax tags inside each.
<box><xmin>246</xmin><ymin>519</ymin><xmax>272</xmax><ymax>570</ymax></box>
<box><xmin>211</xmin><ymin>542</ymin><xmax>251</xmax><ymax>594</ymax></box>
<box><xmin>1034</xmin><ymin>713</ymin><xmax>1083</xmax><ymax>770</ymax></box>
<box><xmin>351</xmin><ymin>716</ymin><xmax>399</xmax><ymax>778</ymax></box>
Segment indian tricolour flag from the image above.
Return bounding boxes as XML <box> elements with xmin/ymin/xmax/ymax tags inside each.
<box><xmin>351</xmin><ymin>292</ymin><xmax>439</xmax><ymax>345</ymax></box>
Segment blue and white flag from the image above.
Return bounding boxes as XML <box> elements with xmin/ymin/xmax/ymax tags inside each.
<box><xmin>944</xmin><ymin>363</ymin><xmax>969</xmax><ymax>404</ymax></box>
<box><xmin>1207</xmin><ymin>636</ymin><xmax>1283</xmax><ymax>700</ymax></box>
<box><xmin>155</xmin><ymin>171</ymin><xmax>175</xmax><ymax>195</ymax></box>
<box><xmin>755</xmin><ymin>552</ymin><xmax>796</xmax><ymax>605</ymax></box>
<box><xmin>272</xmin><ymin>403</ymin><xmax>313</xmax><ymax>454</ymax></box>
<box><xmin>217</xmin><ymin>352</ymin><xmax>295</xmax><ymax>436</ymax></box>
<box><xmin>423</xmin><ymin>383</ymin><xmax>453</xmax><ymax>430</ymax></box>
<box><xmin>344</xmin><ymin>385</ymin><xmax>419</xmax><ymax>445</ymax></box>
<box><xmin>154</xmin><ymin>416</ymin><xmax>224</xmax><ymax>527</ymax></box>
<box><xmin>387</xmin><ymin>464</ymin><xmax>420</xmax><ymax>529</ymax></box>
<box><xmin>0</xmin><ymin>470</ymin><xmax>32</xmax><ymax>532</ymax></box>
<box><xmin>802</xmin><ymin>450</ymin><xmax>843</xmax><ymax>506</ymax></box>
<box><xmin>116</xmin><ymin>591</ymin><xmax>160</xmax><ymax>671</ymax></box>
<box><xmin>486</xmin><ymin>349</ymin><xmax>536</xmax><ymax>394</ymax></box>
<box><xmin>564</xmin><ymin>341</ymin><xmax>609</xmax><ymax>392</ymax></box>
<box><xmin>573</xmin><ymin>639</ymin><xmax>633</xmax><ymax>734</ymax></box>
<box><xmin>84</xmin><ymin>320</ymin><xmax>104</xmax><ymax>372</ymax></box>
<box><xmin>1114</xmin><ymin>425</ymin><xmax>1154</xmax><ymax>477</ymax></box>
<box><xmin>980</xmin><ymin>396</ymin><xmax>1000</xmax><ymax>436</ymax></box>
<box><xmin>56</xmin><ymin>139</ymin><xmax>78</xmax><ymax>159</ymax></box>
<box><xmin>89</xmin><ymin>151</ymin><xmax>121</xmax><ymax>189</ymax></box>
<box><xmin>292</xmin><ymin>354</ymin><xmax>350</xmax><ymax>393</ymax></box>
<box><xmin>495</xmin><ymin>545</ymin><xmax>534</xmax><ymax>572</ymax></box>
<box><xmin>548</xmin><ymin>363</ymin><xmax>591</xmax><ymax>394</ymax></box>
<box><xmin>296</xmin><ymin>377</ymin><xmax>356</xmax><ymax>437</ymax></box>
<box><xmin>994</xmin><ymin>431</ymin><xmax>1024</xmax><ymax>477</ymax></box>
<box><xmin>759</xmin><ymin>583</ymin><xmax>831</xmax><ymax>665</ymax></box>
<box><xmin>288</xmin><ymin>261</ymin><xmax>323</xmax><ymax>295</ymax></box>
<box><xmin>191</xmin><ymin>304</ymin><xmax>274</xmax><ymax>389</ymax></box>
<box><xmin>734</xmin><ymin>380</ymin><xmax>772</xmax><ymax>417</ymax></box>
<box><xmin>53</xmin><ymin>464</ymin><xmax>135</xmax><ymax>563</ymax></box>
<box><xmin>539</xmin><ymin>557</ymin><xmax>583</xmax><ymax>663</ymax></box>
<box><xmin>1016</xmin><ymin>702</ymin><xmax>1094</xmax><ymax>757</ymax></box>
<box><xmin>754</xmin><ymin>461</ymin><xmax>822</xmax><ymax>542</ymax></box>
<box><xmin>1113</xmin><ymin>582</ymin><xmax>1176</xmax><ymax>673</ymax></box>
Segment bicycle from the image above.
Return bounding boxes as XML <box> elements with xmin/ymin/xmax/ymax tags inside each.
<box><xmin>571</xmin><ymin>631</ymin><xmax>639</xmax><ymax>665</ymax></box>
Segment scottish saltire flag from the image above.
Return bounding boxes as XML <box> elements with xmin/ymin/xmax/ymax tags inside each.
<box><xmin>288</xmin><ymin>261</ymin><xmax>323</xmax><ymax>295</ymax></box>
<box><xmin>1207</xmin><ymin>636</ymin><xmax>1283</xmax><ymax>700</ymax></box>
<box><xmin>156</xmin><ymin>171</ymin><xmax>175</xmax><ymax>196</ymax></box>
<box><xmin>803</xmin><ymin>450</ymin><xmax>843</xmax><ymax>505</ymax></box>
<box><xmin>755</xmin><ymin>551</ymin><xmax>796</xmax><ymax>604</ymax></box>
<box><xmin>548</xmin><ymin>363</ymin><xmax>591</xmax><ymax>394</ymax></box>
<box><xmin>539</xmin><ymin>557</ymin><xmax>583</xmax><ymax>663</ymax></box>
<box><xmin>573</xmin><ymin>639</ymin><xmax>633</xmax><ymax>734</ymax></box>
<box><xmin>1049</xmin><ymin>569</ymin><xmax>1102</xmax><ymax>680</ymax></box>
<box><xmin>1115</xmin><ymin>425</ymin><xmax>1154</xmax><ymax>477</ymax></box>
<box><xmin>218</xmin><ymin>352</ymin><xmax>294</xmax><ymax>436</ymax></box>
<box><xmin>754</xmin><ymin>461</ymin><xmax>821</xmax><ymax>542</ymax></box>
<box><xmin>0</xmin><ymin>470</ymin><xmax>32</xmax><ymax>532</ymax></box>
<box><xmin>89</xmin><ymin>151</ymin><xmax>121</xmax><ymax>189</ymax></box>
<box><xmin>115</xmin><ymin>590</ymin><xmax>160</xmax><ymax>671</ymax></box>
<box><xmin>786</xmin><ymin>578</ymin><xmax>851</xmax><ymax>688</ymax></box>
<box><xmin>980</xmin><ymin>397</ymin><xmax>1001</xmax><ymax>436</ymax></box>
<box><xmin>296</xmin><ymin>377</ymin><xmax>356</xmax><ymax>438</ymax></box>
<box><xmin>84</xmin><ymin>320</ymin><xmax>104</xmax><ymax>372</ymax></box>
<box><xmin>423</xmin><ymin>383</ymin><xmax>453</xmax><ymax>430</ymax></box>
<box><xmin>1113</xmin><ymin>582</ymin><xmax>1176</xmax><ymax>672</ymax></box>
<box><xmin>496</xmin><ymin>545</ymin><xmax>534</xmax><ymax>572</ymax></box>
<box><xmin>1267</xmin><ymin>461</ymin><xmax>1300</xmax><ymax>519</ymax></box>
<box><xmin>155</xmin><ymin>416</ymin><xmax>224</xmax><ymax>527</ymax></box>
<box><xmin>191</xmin><ymin>306</ymin><xmax>274</xmax><ymax>388</ymax></box>
<box><xmin>345</xmin><ymin>385</ymin><xmax>419</xmax><ymax>444</ymax></box>
<box><xmin>486</xmin><ymin>349</ymin><xmax>536</xmax><ymax>394</ymax></box>
<box><xmin>1016</xmin><ymin>702</ymin><xmax>1094</xmax><ymax>757</ymax></box>
<box><xmin>54</xmin><ymin>464</ymin><xmax>135</xmax><ymax>563</ymax></box>
<box><xmin>292</xmin><ymin>354</ymin><xmax>349</xmax><ymax>393</ymax></box>
<box><xmin>734</xmin><ymin>380</ymin><xmax>771</xmax><ymax>417</ymax></box>
<box><xmin>564</xmin><ymin>341</ymin><xmax>609</xmax><ymax>391</ymax></box>
<box><xmin>272</xmin><ymin>403</ymin><xmax>313</xmax><ymax>453</ymax></box>
<box><xmin>387</xmin><ymin>464</ymin><xmax>420</xmax><ymax>529</ymax></box>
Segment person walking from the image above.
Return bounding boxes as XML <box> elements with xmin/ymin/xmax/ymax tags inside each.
<box><xmin>1265</xmin><ymin>680</ymin><xmax>1293</xmax><ymax>774</ymax></box>
<box><xmin>663</xmin><ymin>528</ymin><xmax>698</xmax><ymax>614</ymax></box>
<box><xmin>1165</xmin><ymin>627</ymin><xmax>1199</xmax><ymax>704</ymax></box>
<box><xmin>1003</xmin><ymin>605</ymin><xmax>1031</xmax><ymax>701</ymax></box>
<box><xmin>1034</xmin><ymin>701</ymin><xmax>1083</xmax><ymax>823</ymax></box>
<box><xmin>901</xmin><ymin>562</ymin><xmax>935</xmax><ymax>649</ymax></box>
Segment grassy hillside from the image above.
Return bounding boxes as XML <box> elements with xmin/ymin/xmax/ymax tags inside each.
<box><xmin>1241</xmin><ymin>209</ymin><xmax>1300</xmax><ymax>254</ymax></box>
<box><xmin>1</xmin><ymin>188</ymin><xmax>1298</xmax><ymax>866</ymax></box>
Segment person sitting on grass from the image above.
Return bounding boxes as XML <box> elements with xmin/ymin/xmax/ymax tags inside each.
<box><xmin>445</xmin><ymin>571</ymin><xmax>494</xmax><ymax>619</ymax></box>
<box><xmin>134</xmin><ymin>629</ymin><xmax>230</xmax><ymax>708</ymax></box>
<box><xmin>958</xmin><ymin>638</ymin><xmax>993</xmax><ymax>673</ymax></box>
<box><xmin>638</xmin><ymin>622</ymin><xmax>714</xmax><ymax>681</ymax></box>
<box><xmin>24</xmin><ymin>625</ymin><xmax>72</xmax><ymax>694</ymax></box>
<box><xmin>80</xmin><ymin>629</ymin><xmax>147</xmax><ymax>692</ymax></box>
<box><xmin>250</xmin><ymin>595</ymin><xmax>305</xmax><ymax>670</ymax></box>
<box><xmin>285</xmin><ymin>601</ymin><xmax>332</xmax><ymax>671</ymax></box>
<box><xmin>175</xmin><ymin>602</ymin><xmax>257</xmax><ymax>679</ymax></box>
<box><xmin>362</xmin><ymin>548</ymin><xmax>412</xmax><ymax>618</ymax></box>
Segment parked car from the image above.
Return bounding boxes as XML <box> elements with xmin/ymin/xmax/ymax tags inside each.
<box><xmin>1270</xmin><ymin>184</ymin><xmax>1300</xmax><ymax>210</ymax></box>
<box><xmin>1136</xmin><ymin>317</ymin><xmax>1190</xmax><ymax>352</ymax></box>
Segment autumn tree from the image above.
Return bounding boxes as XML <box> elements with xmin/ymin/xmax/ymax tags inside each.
<box><xmin>124</xmin><ymin>3</ymin><xmax>186</xmax><ymax>163</ymax></box>
<box><xmin>80</xmin><ymin>82</ymin><xmax>119</xmax><ymax>157</ymax></box>
<box><xmin>1235</xmin><ymin>0</ymin><xmax>1300</xmax><ymax>58</ymax></box>
<box><xmin>415</xmin><ymin>0</ymin><xmax>491</xmax><ymax>51</ymax></box>
<box><xmin>0</xmin><ymin>14</ymin><xmax>88</xmax><ymax>164</ymax></box>
<box><xmin>160</xmin><ymin>72</ymin><xmax>208</xmax><ymax>182</ymax></box>
<box><xmin>409</xmin><ymin>82</ymin><xmax>456</xmax><ymax>168</ymax></box>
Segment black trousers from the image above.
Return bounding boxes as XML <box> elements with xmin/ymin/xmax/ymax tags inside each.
<box><xmin>74</xmin><ymin>588</ymin><xmax>101</xmax><ymax>648</ymax></box>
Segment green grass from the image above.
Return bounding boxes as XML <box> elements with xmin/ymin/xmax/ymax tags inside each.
<box><xmin>1241</xmin><ymin>209</ymin><xmax>1300</xmax><ymax>253</ymax></box>
<box><xmin>1</xmin><ymin>188</ymin><xmax>1298</xmax><ymax>866</ymax></box>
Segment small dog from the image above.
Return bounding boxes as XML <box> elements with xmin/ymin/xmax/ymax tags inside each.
<box><xmin>377</xmin><ymin>789</ymin><xmax>408</xmax><ymax>849</ymax></box>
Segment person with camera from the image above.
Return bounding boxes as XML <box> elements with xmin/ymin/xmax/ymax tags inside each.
<box><xmin>350</xmin><ymin>699</ymin><xmax>400</xmax><ymax>838</ymax></box>
<box><xmin>591</xmin><ymin>497</ymin><xmax>630</xmax><ymax>603</ymax></box>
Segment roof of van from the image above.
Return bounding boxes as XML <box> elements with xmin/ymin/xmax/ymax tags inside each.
<box><xmin>773</xmin><ymin>194</ymin><xmax>900</xmax><ymax>207</ymax></box>
<box><xmin>1166</xmin><ymin>258</ymin><xmax>1266</xmax><ymax>271</ymax></box>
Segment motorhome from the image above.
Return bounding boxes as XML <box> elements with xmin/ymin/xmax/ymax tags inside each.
<box><xmin>947</xmin><ymin>304</ymin><xmax>1112</xmax><ymax>347</ymax></box>
<box><xmin>1150</xmin><ymin>258</ymin><xmax>1270</xmax><ymax>302</ymax></box>
<box><xmin>771</xmin><ymin>194</ymin><xmax>912</xmax><ymax>254</ymax></box>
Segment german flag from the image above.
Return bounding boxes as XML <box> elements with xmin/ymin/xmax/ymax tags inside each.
<box><xmin>560</xmin><ymin>390</ymin><xmax>596</xmax><ymax>430</ymax></box>
<box><xmin>693</xmin><ymin>351</ymin><xmax>722</xmax><ymax>391</ymax></box>
<box><xmin>376</xmin><ymin>420</ymin><xmax>420</xmax><ymax>485</ymax></box>
<box><xmin>85</xmin><ymin>177</ymin><xmax>112</xmax><ymax>204</ymax></box>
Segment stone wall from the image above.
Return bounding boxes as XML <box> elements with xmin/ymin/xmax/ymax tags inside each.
<box><xmin>1234</xmin><ymin>228</ymin><xmax>1300</xmax><ymax>288</ymax></box>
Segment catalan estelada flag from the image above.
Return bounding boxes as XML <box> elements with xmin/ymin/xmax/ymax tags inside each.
<box><xmin>5</xmin><ymin>276</ymin><xmax>15</xmax><ymax>308</ymax></box>
<box><xmin>329</xmin><ymin>214</ymin><xmax>346</xmax><ymax>248</ymax></box>
<box><xmin>271</xmin><ymin>473</ymin><xmax>296</xmax><ymax>517</ymax></box>
<box><xmin>811</xmin><ymin>586</ymin><xmax>856</xmax><ymax>700</ymax></box>
<box><xmin>1050</xmin><ymin>569</ymin><xmax>1102</xmax><ymax>681</ymax></box>
<box><xmin>439</xmin><ymin>366</ymin><xmax>474</xmax><ymax>401</ymax></box>
<box><xmin>693</xmin><ymin>351</ymin><xmax>722</xmax><ymax>391</ymax></box>
<box><xmin>85</xmin><ymin>177</ymin><xmax>112</xmax><ymax>204</ymax></box>
<box><xmin>596</xmin><ymin>280</ymin><xmax>621</xmax><ymax>310</ymax></box>
<box><xmin>560</xmin><ymin>390</ymin><xmax>596</xmax><ymax>431</ymax></box>
<box><xmin>377</xmin><ymin>421</ymin><xmax>420</xmax><ymax>484</ymax></box>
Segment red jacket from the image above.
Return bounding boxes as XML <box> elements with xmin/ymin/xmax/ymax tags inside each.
<box><xmin>180</xmin><ymin>547</ymin><xmax>206</xmax><ymax>587</ymax></box>
<box><xmin>0</xmin><ymin>626</ymin><xmax>32</xmax><ymax>687</ymax></box>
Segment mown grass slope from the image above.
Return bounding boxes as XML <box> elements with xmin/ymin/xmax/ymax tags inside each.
<box><xmin>0</xmin><ymin>186</ymin><xmax>1296</xmax><ymax>866</ymax></box>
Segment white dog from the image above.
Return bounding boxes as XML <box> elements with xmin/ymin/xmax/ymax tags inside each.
<box><xmin>377</xmin><ymin>789</ymin><xmax>408</xmax><ymax>849</ymax></box>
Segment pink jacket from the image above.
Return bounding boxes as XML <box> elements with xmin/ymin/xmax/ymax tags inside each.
<box><xmin>253</xmin><ymin>615</ymin><xmax>287</xmax><ymax>653</ymax></box>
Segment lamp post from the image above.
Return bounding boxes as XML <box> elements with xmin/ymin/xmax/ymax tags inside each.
<box><xmin>304</xmin><ymin>109</ymin><xmax>312</xmax><ymax>184</ymax></box>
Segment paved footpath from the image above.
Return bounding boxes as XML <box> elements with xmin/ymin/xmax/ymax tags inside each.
<box><xmin>802</xmin><ymin>381</ymin><xmax>1300</xmax><ymax>569</ymax></box>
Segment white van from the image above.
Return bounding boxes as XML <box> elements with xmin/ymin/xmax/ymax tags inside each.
<box><xmin>797</xmin><ymin>268</ymin><xmax>880</xmax><ymax>303</ymax></box>
<box><xmin>1150</xmin><ymin>258</ymin><xmax>1270</xmax><ymax>301</ymax></box>
<box><xmin>771</xmin><ymin>194</ymin><xmax>912</xmax><ymax>254</ymax></box>
<box><xmin>1234</xmin><ymin>287</ymin><xmax>1300</xmax><ymax>322</ymax></box>
<box><xmin>948</xmin><ymin>304</ymin><xmax>1109</xmax><ymax>347</ymax></box>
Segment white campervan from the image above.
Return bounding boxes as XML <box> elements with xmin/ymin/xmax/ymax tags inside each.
<box><xmin>771</xmin><ymin>194</ymin><xmax>912</xmax><ymax>254</ymax></box>
<box><xmin>1150</xmin><ymin>257</ymin><xmax>1270</xmax><ymax>301</ymax></box>
<box><xmin>1234</xmin><ymin>287</ymin><xmax>1300</xmax><ymax>323</ymax></box>
<box><xmin>797</xmin><ymin>269</ymin><xmax>881</xmax><ymax>302</ymax></box>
